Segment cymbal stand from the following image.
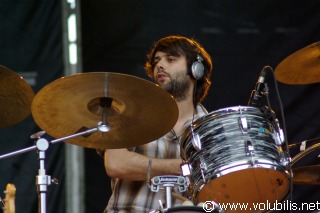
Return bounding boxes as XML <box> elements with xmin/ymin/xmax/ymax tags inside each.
<box><xmin>36</xmin><ymin>137</ymin><xmax>50</xmax><ymax>213</ymax></box>
<box><xmin>0</xmin><ymin>123</ymin><xmax>106</xmax><ymax>160</ymax></box>
<box><xmin>0</xmin><ymin>121</ymin><xmax>110</xmax><ymax>213</ymax></box>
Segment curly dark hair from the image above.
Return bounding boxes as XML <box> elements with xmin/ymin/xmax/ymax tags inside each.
<box><xmin>145</xmin><ymin>35</ymin><xmax>212</xmax><ymax>104</ymax></box>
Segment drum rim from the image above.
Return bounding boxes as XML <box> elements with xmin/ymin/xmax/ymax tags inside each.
<box><xmin>192</xmin><ymin>105</ymin><xmax>262</xmax><ymax>124</ymax></box>
<box><xmin>191</xmin><ymin>163</ymin><xmax>290</xmax><ymax>191</ymax></box>
<box><xmin>180</xmin><ymin>105</ymin><xmax>266</xmax><ymax>145</ymax></box>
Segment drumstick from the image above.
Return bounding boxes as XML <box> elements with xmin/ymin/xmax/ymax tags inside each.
<box><xmin>171</xmin><ymin>192</ymin><xmax>189</xmax><ymax>201</ymax></box>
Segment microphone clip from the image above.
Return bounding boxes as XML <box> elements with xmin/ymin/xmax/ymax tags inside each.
<box><xmin>248</xmin><ymin>66</ymin><xmax>268</xmax><ymax>107</ymax></box>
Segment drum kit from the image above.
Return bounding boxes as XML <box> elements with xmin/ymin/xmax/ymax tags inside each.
<box><xmin>0</xmin><ymin>41</ymin><xmax>319</xmax><ymax>213</ymax></box>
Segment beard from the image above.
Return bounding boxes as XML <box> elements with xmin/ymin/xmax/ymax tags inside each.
<box><xmin>161</xmin><ymin>72</ymin><xmax>190</xmax><ymax>101</ymax></box>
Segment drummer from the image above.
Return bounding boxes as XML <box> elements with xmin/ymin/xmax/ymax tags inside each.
<box><xmin>102</xmin><ymin>35</ymin><xmax>213</xmax><ymax>212</ymax></box>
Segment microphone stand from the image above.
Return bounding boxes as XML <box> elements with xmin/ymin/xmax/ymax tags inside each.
<box><xmin>0</xmin><ymin>121</ymin><xmax>109</xmax><ymax>213</ymax></box>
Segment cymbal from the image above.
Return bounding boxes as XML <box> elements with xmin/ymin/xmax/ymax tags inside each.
<box><xmin>292</xmin><ymin>165</ymin><xmax>320</xmax><ymax>185</ymax></box>
<box><xmin>275</xmin><ymin>41</ymin><xmax>320</xmax><ymax>84</ymax></box>
<box><xmin>31</xmin><ymin>72</ymin><xmax>178</xmax><ymax>149</ymax></box>
<box><xmin>0</xmin><ymin>65</ymin><xmax>34</xmax><ymax>128</ymax></box>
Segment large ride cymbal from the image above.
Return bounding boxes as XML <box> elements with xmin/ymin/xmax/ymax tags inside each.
<box><xmin>31</xmin><ymin>72</ymin><xmax>178</xmax><ymax>149</ymax></box>
<box><xmin>275</xmin><ymin>41</ymin><xmax>320</xmax><ymax>85</ymax></box>
<box><xmin>292</xmin><ymin>165</ymin><xmax>320</xmax><ymax>185</ymax></box>
<box><xmin>0</xmin><ymin>65</ymin><xmax>34</xmax><ymax>128</ymax></box>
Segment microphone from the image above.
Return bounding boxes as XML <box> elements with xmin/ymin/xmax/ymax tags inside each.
<box><xmin>248</xmin><ymin>66</ymin><xmax>268</xmax><ymax>107</ymax></box>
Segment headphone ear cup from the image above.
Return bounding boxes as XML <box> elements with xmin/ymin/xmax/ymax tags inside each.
<box><xmin>191</xmin><ymin>60</ymin><xmax>204</xmax><ymax>80</ymax></box>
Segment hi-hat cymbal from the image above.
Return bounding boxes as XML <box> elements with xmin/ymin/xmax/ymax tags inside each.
<box><xmin>275</xmin><ymin>41</ymin><xmax>320</xmax><ymax>85</ymax></box>
<box><xmin>292</xmin><ymin>165</ymin><xmax>320</xmax><ymax>185</ymax></box>
<box><xmin>0</xmin><ymin>65</ymin><xmax>34</xmax><ymax>128</ymax></box>
<box><xmin>31</xmin><ymin>72</ymin><xmax>178</xmax><ymax>149</ymax></box>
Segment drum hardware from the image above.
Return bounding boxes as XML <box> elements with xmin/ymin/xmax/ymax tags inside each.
<box><xmin>247</xmin><ymin>66</ymin><xmax>268</xmax><ymax>107</ymax></box>
<box><xmin>275</xmin><ymin>41</ymin><xmax>320</xmax><ymax>85</ymax></box>
<box><xmin>247</xmin><ymin>66</ymin><xmax>287</xmax><ymax>149</ymax></box>
<box><xmin>274</xmin><ymin>118</ymin><xmax>285</xmax><ymax>146</ymax></box>
<box><xmin>181</xmin><ymin>163</ymin><xmax>192</xmax><ymax>176</ymax></box>
<box><xmin>239</xmin><ymin>116</ymin><xmax>248</xmax><ymax>133</ymax></box>
<box><xmin>244</xmin><ymin>140</ymin><xmax>255</xmax><ymax>157</ymax></box>
<box><xmin>0</xmin><ymin>65</ymin><xmax>34</xmax><ymax>128</ymax></box>
<box><xmin>35</xmin><ymin>137</ymin><xmax>53</xmax><ymax>213</ymax></box>
<box><xmin>259</xmin><ymin>105</ymin><xmax>284</xmax><ymax>145</ymax></box>
<box><xmin>299</xmin><ymin>141</ymin><xmax>306</xmax><ymax>151</ymax></box>
<box><xmin>150</xmin><ymin>175</ymin><xmax>189</xmax><ymax>209</ymax></box>
<box><xmin>252</xmin><ymin>78</ymin><xmax>285</xmax><ymax>148</ymax></box>
<box><xmin>0</xmin><ymin>121</ymin><xmax>110</xmax><ymax>213</ymax></box>
<box><xmin>190</xmin><ymin>123</ymin><xmax>205</xmax><ymax>181</ymax></box>
<box><xmin>288</xmin><ymin>137</ymin><xmax>320</xmax><ymax>149</ymax></box>
<box><xmin>239</xmin><ymin>107</ymin><xmax>248</xmax><ymax>133</ymax></box>
<box><xmin>30</xmin><ymin>131</ymin><xmax>46</xmax><ymax>139</ymax></box>
<box><xmin>199</xmin><ymin>156</ymin><xmax>208</xmax><ymax>183</ymax></box>
<box><xmin>280</xmin><ymin>152</ymin><xmax>291</xmax><ymax>167</ymax></box>
<box><xmin>149</xmin><ymin>177</ymin><xmax>222</xmax><ymax>213</ymax></box>
<box><xmin>191</xmin><ymin>133</ymin><xmax>201</xmax><ymax>151</ymax></box>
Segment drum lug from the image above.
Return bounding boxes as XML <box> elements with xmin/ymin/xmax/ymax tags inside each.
<box><xmin>280</xmin><ymin>151</ymin><xmax>290</xmax><ymax>167</ymax></box>
<box><xmin>191</xmin><ymin>133</ymin><xmax>202</xmax><ymax>151</ymax></box>
<box><xmin>245</xmin><ymin>140</ymin><xmax>255</xmax><ymax>156</ymax></box>
<box><xmin>239</xmin><ymin>117</ymin><xmax>248</xmax><ymax>133</ymax></box>
<box><xmin>200</xmin><ymin>156</ymin><xmax>208</xmax><ymax>171</ymax></box>
<box><xmin>199</xmin><ymin>156</ymin><xmax>208</xmax><ymax>183</ymax></box>
<box><xmin>180</xmin><ymin>163</ymin><xmax>192</xmax><ymax>176</ymax></box>
<box><xmin>238</xmin><ymin>106</ymin><xmax>249</xmax><ymax>133</ymax></box>
<box><xmin>274</xmin><ymin>118</ymin><xmax>285</xmax><ymax>145</ymax></box>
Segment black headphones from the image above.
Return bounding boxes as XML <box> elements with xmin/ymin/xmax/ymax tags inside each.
<box><xmin>190</xmin><ymin>55</ymin><xmax>204</xmax><ymax>80</ymax></box>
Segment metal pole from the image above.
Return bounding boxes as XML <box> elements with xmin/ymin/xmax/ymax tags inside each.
<box><xmin>61</xmin><ymin>0</ymin><xmax>84</xmax><ymax>212</ymax></box>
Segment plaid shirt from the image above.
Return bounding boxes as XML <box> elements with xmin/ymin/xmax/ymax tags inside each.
<box><xmin>104</xmin><ymin>104</ymin><xmax>208</xmax><ymax>213</ymax></box>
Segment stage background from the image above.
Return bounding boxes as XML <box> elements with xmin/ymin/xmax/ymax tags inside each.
<box><xmin>0</xmin><ymin>0</ymin><xmax>319</xmax><ymax>212</ymax></box>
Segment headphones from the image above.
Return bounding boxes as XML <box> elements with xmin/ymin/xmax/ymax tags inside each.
<box><xmin>190</xmin><ymin>55</ymin><xmax>204</xmax><ymax>80</ymax></box>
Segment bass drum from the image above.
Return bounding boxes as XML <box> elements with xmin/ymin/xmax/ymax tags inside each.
<box><xmin>180</xmin><ymin>106</ymin><xmax>290</xmax><ymax>213</ymax></box>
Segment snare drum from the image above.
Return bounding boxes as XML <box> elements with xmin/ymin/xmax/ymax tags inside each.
<box><xmin>180</xmin><ymin>106</ymin><xmax>290</xmax><ymax>212</ymax></box>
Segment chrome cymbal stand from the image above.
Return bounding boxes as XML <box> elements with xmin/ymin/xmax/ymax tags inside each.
<box><xmin>0</xmin><ymin>121</ymin><xmax>109</xmax><ymax>213</ymax></box>
<box><xmin>35</xmin><ymin>136</ymin><xmax>51</xmax><ymax>213</ymax></box>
